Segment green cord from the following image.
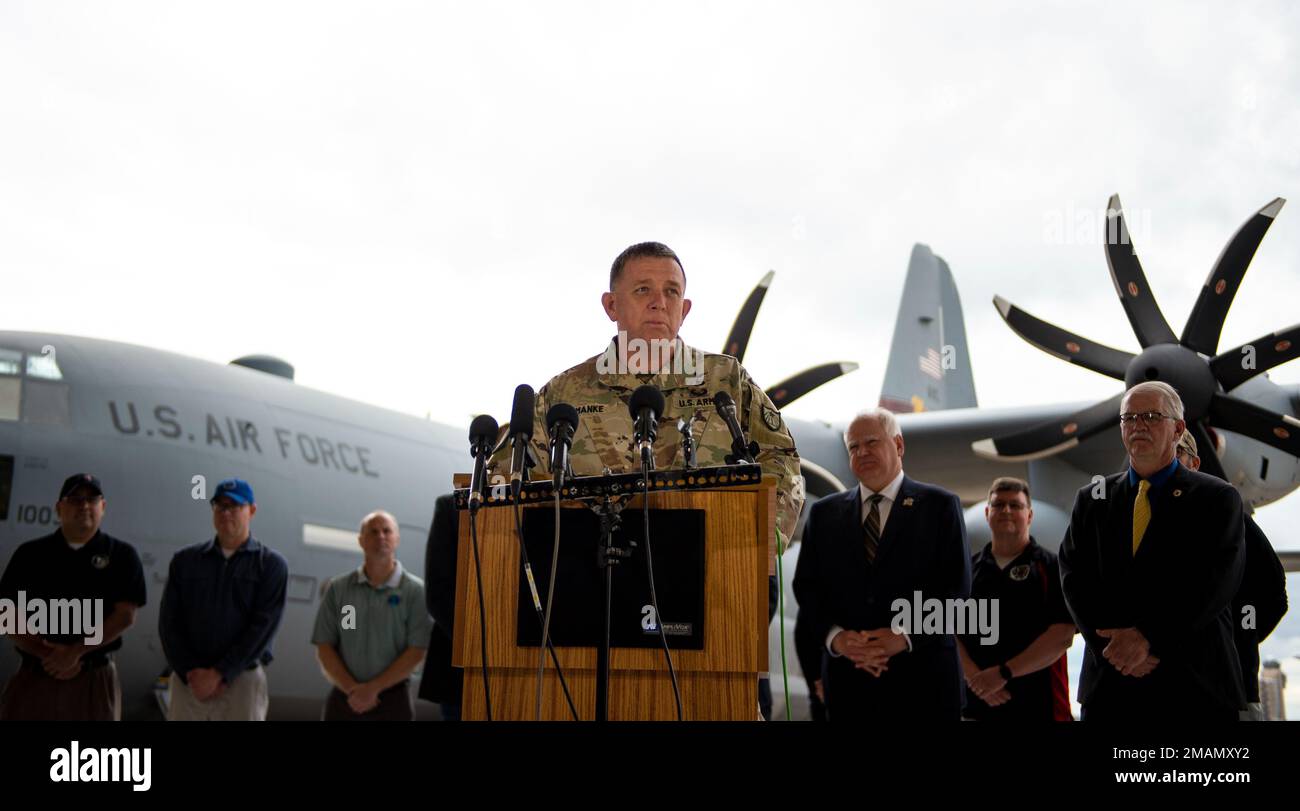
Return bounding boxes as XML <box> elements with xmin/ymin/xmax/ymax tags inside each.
<box><xmin>776</xmin><ymin>530</ymin><xmax>792</xmax><ymax>721</ymax></box>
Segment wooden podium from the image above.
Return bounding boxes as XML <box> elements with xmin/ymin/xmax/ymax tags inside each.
<box><xmin>450</xmin><ymin>470</ymin><xmax>776</xmax><ymax>721</ymax></box>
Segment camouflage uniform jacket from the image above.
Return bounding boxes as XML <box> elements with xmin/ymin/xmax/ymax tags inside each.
<box><xmin>491</xmin><ymin>338</ymin><xmax>804</xmax><ymax>545</ymax></box>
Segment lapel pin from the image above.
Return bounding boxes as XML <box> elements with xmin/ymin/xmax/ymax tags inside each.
<box><xmin>902</xmin><ymin>497</ymin><xmax>914</xmax><ymax>507</ymax></box>
<box><xmin>1173</xmin><ymin>489</ymin><xmax>1182</xmax><ymax>497</ymax></box>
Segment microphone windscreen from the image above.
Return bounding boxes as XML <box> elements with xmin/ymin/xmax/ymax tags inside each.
<box><xmin>509</xmin><ymin>384</ymin><xmax>536</xmax><ymax>440</ymax></box>
<box><xmin>629</xmin><ymin>384</ymin><xmax>666</xmax><ymax>420</ymax></box>
<box><xmin>712</xmin><ymin>390</ymin><xmax>735</xmax><ymax>411</ymax></box>
<box><xmin>546</xmin><ymin>403</ymin><xmax>580</xmax><ymax>436</ymax></box>
<box><xmin>469</xmin><ymin>414</ymin><xmax>500</xmax><ymax>446</ymax></box>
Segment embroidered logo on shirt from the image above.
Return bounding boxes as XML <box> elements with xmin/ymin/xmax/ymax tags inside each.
<box><xmin>761</xmin><ymin>405</ymin><xmax>782</xmax><ymax>432</ymax></box>
<box><xmin>1009</xmin><ymin>564</ymin><xmax>1031</xmax><ymax>582</ymax></box>
<box><xmin>91</xmin><ymin>555</ymin><xmax>110</xmax><ymax>570</ymax></box>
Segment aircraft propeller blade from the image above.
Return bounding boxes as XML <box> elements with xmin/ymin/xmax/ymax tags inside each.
<box><xmin>1104</xmin><ymin>194</ymin><xmax>1178</xmax><ymax>348</ymax></box>
<box><xmin>723</xmin><ymin>271</ymin><xmax>774</xmax><ymax>362</ymax></box>
<box><xmin>1207</xmin><ymin>392</ymin><xmax>1300</xmax><ymax>457</ymax></box>
<box><xmin>766</xmin><ymin>362</ymin><xmax>859</xmax><ymax>409</ymax></box>
<box><xmin>1208</xmin><ymin>322</ymin><xmax>1300</xmax><ymax>392</ymax></box>
<box><xmin>1181</xmin><ymin>198</ymin><xmax>1285</xmax><ymax>355</ymax></box>
<box><xmin>993</xmin><ymin>295</ymin><xmax>1134</xmax><ymax>380</ymax></box>
<box><xmin>972</xmin><ymin>392</ymin><xmax>1124</xmax><ymax>461</ymax></box>
<box><xmin>1277</xmin><ymin>551</ymin><xmax>1300</xmax><ymax>573</ymax></box>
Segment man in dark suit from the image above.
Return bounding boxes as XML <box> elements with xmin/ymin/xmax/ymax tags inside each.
<box><xmin>1173</xmin><ymin>429</ymin><xmax>1287</xmax><ymax>721</ymax></box>
<box><xmin>793</xmin><ymin>409</ymin><xmax>971</xmax><ymax>722</ymax></box>
<box><xmin>417</xmin><ymin>494</ymin><xmax>463</xmax><ymax>721</ymax></box>
<box><xmin>1059</xmin><ymin>381</ymin><xmax>1246</xmax><ymax>721</ymax></box>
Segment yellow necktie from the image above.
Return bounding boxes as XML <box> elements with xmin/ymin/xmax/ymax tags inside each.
<box><xmin>1132</xmin><ymin>479</ymin><xmax>1151</xmax><ymax>555</ymax></box>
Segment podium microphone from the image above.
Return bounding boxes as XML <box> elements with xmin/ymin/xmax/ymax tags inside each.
<box><xmin>509</xmin><ymin>384</ymin><xmax>535</xmax><ymax>496</ymax></box>
<box><xmin>677</xmin><ymin>418</ymin><xmax>697</xmax><ymax>469</ymax></box>
<box><xmin>628</xmin><ymin>385</ymin><xmax>665</xmax><ymax>468</ymax></box>
<box><xmin>712</xmin><ymin>391</ymin><xmax>757</xmax><ymax>464</ymax></box>
<box><xmin>467</xmin><ymin>414</ymin><xmax>499</xmax><ymax>514</ymax></box>
<box><xmin>546</xmin><ymin>403</ymin><xmax>580</xmax><ymax>488</ymax></box>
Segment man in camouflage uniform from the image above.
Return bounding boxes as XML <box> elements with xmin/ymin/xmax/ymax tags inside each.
<box><xmin>494</xmin><ymin>241</ymin><xmax>804</xmax><ymax>547</ymax></box>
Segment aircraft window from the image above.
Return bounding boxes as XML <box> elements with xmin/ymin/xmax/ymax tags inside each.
<box><xmin>26</xmin><ymin>352</ymin><xmax>63</xmax><ymax>380</ymax></box>
<box><xmin>0</xmin><ymin>349</ymin><xmax>19</xmax><ymax>376</ymax></box>
<box><xmin>302</xmin><ymin>523</ymin><xmax>361</xmax><ymax>554</ymax></box>
<box><xmin>0</xmin><ymin>379</ymin><xmax>18</xmax><ymax>421</ymax></box>
<box><xmin>0</xmin><ymin>455</ymin><xmax>11</xmax><ymax>521</ymax></box>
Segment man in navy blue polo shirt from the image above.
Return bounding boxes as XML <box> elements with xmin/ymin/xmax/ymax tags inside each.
<box><xmin>957</xmin><ymin>477</ymin><xmax>1075</xmax><ymax>720</ymax></box>
<box><xmin>0</xmin><ymin>473</ymin><xmax>147</xmax><ymax>720</ymax></box>
<box><xmin>159</xmin><ymin>478</ymin><xmax>288</xmax><ymax>721</ymax></box>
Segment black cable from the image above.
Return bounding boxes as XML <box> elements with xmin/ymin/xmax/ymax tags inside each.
<box><xmin>468</xmin><ymin>505</ymin><xmax>492</xmax><ymax>721</ymax></box>
<box><xmin>641</xmin><ymin>466</ymin><xmax>684</xmax><ymax>721</ymax></box>
<box><xmin>512</xmin><ymin>496</ymin><xmax>580</xmax><ymax>720</ymax></box>
<box><xmin>536</xmin><ymin>491</ymin><xmax>564</xmax><ymax>720</ymax></box>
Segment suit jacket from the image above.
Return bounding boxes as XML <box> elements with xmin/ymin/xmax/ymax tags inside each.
<box><xmin>792</xmin><ymin>475</ymin><xmax>971</xmax><ymax>721</ymax></box>
<box><xmin>1059</xmin><ymin>464</ymin><xmax>1246</xmax><ymax>716</ymax></box>
<box><xmin>1235</xmin><ymin>515</ymin><xmax>1288</xmax><ymax>703</ymax></box>
<box><xmin>417</xmin><ymin>494</ymin><xmax>462</xmax><ymax>707</ymax></box>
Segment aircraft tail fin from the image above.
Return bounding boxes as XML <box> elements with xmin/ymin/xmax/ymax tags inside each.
<box><xmin>878</xmin><ymin>244</ymin><xmax>978</xmax><ymax>413</ymax></box>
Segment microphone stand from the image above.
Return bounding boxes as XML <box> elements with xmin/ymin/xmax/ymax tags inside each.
<box><xmin>591</xmin><ymin>495</ymin><xmax>629</xmax><ymax>722</ymax></box>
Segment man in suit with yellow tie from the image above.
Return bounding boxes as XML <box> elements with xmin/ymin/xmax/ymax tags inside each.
<box><xmin>1059</xmin><ymin>381</ymin><xmax>1246</xmax><ymax>721</ymax></box>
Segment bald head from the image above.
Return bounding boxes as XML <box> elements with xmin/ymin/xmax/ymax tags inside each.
<box><xmin>358</xmin><ymin>510</ymin><xmax>400</xmax><ymax>560</ymax></box>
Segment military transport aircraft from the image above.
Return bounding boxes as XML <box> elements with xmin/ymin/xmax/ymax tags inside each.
<box><xmin>1</xmin><ymin>194</ymin><xmax>1295</xmax><ymax>719</ymax></box>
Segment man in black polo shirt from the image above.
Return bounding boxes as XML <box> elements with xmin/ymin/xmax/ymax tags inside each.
<box><xmin>0</xmin><ymin>473</ymin><xmax>147</xmax><ymax>720</ymax></box>
<box><xmin>159</xmin><ymin>478</ymin><xmax>288</xmax><ymax>721</ymax></box>
<box><xmin>957</xmin><ymin>477</ymin><xmax>1075</xmax><ymax>721</ymax></box>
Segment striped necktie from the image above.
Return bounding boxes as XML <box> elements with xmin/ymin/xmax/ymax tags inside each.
<box><xmin>1132</xmin><ymin>479</ymin><xmax>1151</xmax><ymax>556</ymax></box>
<box><xmin>863</xmin><ymin>493</ymin><xmax>884</xmax><ymax>563</ymax></box>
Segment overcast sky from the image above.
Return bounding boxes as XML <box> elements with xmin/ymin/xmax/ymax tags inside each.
<box><xmin>3</xmin><ymin>0</ymin><xmax>1299</xmax><ymax>715</ymax></box>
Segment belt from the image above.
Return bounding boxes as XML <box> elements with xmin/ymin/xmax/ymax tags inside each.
<box><xmin>19</xmin><ymin>651</ymin><xmax>113</xmax><ymax>672</ymax></box>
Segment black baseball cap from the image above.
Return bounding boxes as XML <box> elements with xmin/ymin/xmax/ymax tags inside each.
<box><xmin>59</xmin><ymin>473</ymin><xmax>104</xmax><ymax>500</ymax></box>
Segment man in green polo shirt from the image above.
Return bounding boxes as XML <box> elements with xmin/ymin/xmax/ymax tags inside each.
<box><xmin>311</xmin><ymin>510</ymin><xmax>432</xmax><ymax>721</ymax></box>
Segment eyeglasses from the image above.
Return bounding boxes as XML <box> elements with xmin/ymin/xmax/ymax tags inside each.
<box><xmin>211</xmin><ymin>501</ymin><xmax>247</xmax><ymax>513</ymax></box>
<box><xmin>1119</xmin><ymin>411</ymin><xmax>1173</xmax><ymax>426</ymax></box>
<box><xmin>988</xmin><ymin>500</ymin><xmax>1028</xmax><ymax>513</ymax></box>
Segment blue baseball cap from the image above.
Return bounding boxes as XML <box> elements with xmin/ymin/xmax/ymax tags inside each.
<box><xmin>211</xmin><ymin>478</ymin><xmax>255</xmax><ymax>506</ymax></box>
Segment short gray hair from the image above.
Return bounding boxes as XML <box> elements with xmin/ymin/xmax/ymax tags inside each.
<box><xmin>844</xmin><ymin>408</ymin><xmax>903</xmax><ymax>445</ymax></box>
<box><xmin>1122</xmin><ymin>381</ymin><xmax>1184</xmax><ymax>421</ymax></box>
<box><xmin>359</xmin><ymin>510</ymin><xmax>398</xmax><ymax>534</ymax></box>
